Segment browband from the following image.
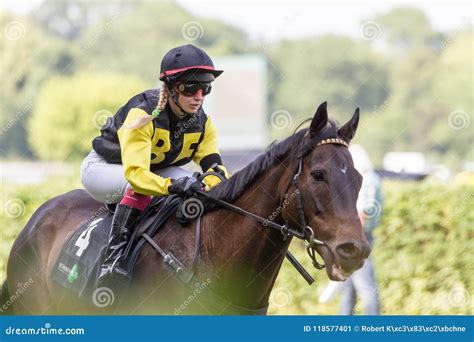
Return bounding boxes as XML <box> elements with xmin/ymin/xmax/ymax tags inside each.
<box><xmin>315</xmin><ymin>138</ymin><xmax>349</xmax><ymax>148</ymax></box>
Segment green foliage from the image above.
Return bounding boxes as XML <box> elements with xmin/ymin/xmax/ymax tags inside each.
<box><xmin>354</xmin><ymin>29</ymin><xmax>473</xmax><ymax>166</ymax></box>
<box><xmin>0</xmin><ymin>11</ymin><xmax>76</xmax><ymax>157</ymax></box>
<box><xmin>0</xmin><ymin>170</ymin><xmax>82</xmax><ymax>281</ymax></box>
<box><xmin>27</xmin><ymin>72</ymin><xmax>147</xmax><ymax>160</ymax></box>
<box><xmin>1</xmin><ymin>1</ymin><xmax>248</xmax><ymax>158</ymax></box>
<box><xmin>1</xmin><ymin>4</ymin><xmax>471</xmax><ymax>166</ymax></box>
<box><xmin>371</xmin><ymin>7</ymin><xmax>435</xmax><ymax>53</ymax></box>
<box><xmin>270</xmin><ymin>181</ymin><xmax>473</xmax><ymax>315</ymax></box>
<box><xmin>1</xmin><ymin>178</ymin><xmax>470</xmax><ymax>314</ymax></box>
<box><xmin>373</xmin><ymin>181</ymin><xmax>473</xmax><ymax>314</ymax></box>
<box><xmin>31</xmin><ymin>1</ymin><xmax>123</xmax><ymax>41</ymax></box>
<box><xmin>268</xmin><ymin>35</ymin><xmax>389</xmax><ymax>137</ymax></box>
<box><xmin>74</xmin><ymin>2</ymin><xmax>248</xmax><ymax>83</ymax></box>
<box><xmin>428</xmin><ymin>33</ymin><xmax>474</xmax><ymax>163</ymax></box>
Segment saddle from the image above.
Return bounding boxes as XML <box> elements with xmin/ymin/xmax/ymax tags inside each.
<box><xmin>51</xmin><ymin>194</ymin><xmax>182</xmax><ymax>304</ymax></box>
<box><xmin>50</xmin><ymin>171</ymin><xmax>279</xmax><ymax>314</ymax></box>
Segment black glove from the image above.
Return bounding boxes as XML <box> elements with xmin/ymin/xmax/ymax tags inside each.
<box><xmin>209</xmin><ymin>162</ymin><xmax>227</xmax><ymax>180</ymax></box>
<box><xmin>168</xmin><ymin>176</ymin><xmax>202</xmax><ymax>197</ymax></box>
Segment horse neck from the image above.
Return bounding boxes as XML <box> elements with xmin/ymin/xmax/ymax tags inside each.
<box><xmin>201</xmin><ymin>157</ymin><xmax>294</xmax><ymax>309</ymax></box>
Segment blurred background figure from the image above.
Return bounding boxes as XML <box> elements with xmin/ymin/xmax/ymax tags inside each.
<box><xmin>339</xmin><ymin>144</ymin><xmax>383</xmax><ymax>315</ymax></box>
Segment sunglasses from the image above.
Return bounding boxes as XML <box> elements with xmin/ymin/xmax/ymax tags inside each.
<box><xmin>177</xmin><ymin>82</ymin><xmax>212</xmax><ymax>96</ymax></box>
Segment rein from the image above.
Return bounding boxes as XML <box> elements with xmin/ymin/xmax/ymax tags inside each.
<box><xmin>142</xmin><ymin>136</ymin><xmax>350</xmax><ymax>314</ymax></box>
<box><xmin>196</xmin><ymin>137</ymin><xmax>350</xmax><ymax>283</ymax></box>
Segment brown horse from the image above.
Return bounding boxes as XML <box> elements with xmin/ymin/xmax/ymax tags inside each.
<box><xmin>1</xmin><ymin>102</ymin><xmax>369</xmax><ymax>315</ymax></box>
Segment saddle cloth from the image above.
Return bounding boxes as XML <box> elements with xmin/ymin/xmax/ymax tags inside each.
<box><xmin>51</xmin><ymin>195</ymin><xmax>181</xmax><ymax>304</ymax></box>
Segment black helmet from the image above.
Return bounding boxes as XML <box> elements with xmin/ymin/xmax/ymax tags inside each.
<box><xmin>159</xmin><ymin>44</ymin><xmax>223</xmax><ymax>84</ymax></box>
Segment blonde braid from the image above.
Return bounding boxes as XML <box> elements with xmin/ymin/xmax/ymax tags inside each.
<box><xmin>156</xmin><ymin>87</ymin><xmax>168</xmax><ymax>113</ymax></box>
<box><xmin>126</xmin><ymin>85</ymin><xmax>168</xmax><ymax>129</ymax></box>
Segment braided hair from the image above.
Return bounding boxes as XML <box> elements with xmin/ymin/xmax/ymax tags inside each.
<box><xmin>126</xmin><ymin>86</ymin><xmax>169</xmax><ymax>129</ymax></box>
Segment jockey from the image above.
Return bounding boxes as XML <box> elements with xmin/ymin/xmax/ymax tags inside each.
<box><xmin>80</xmin><ymin>44</ymin><xmax>230</xmax><ymax>285</ymax></box>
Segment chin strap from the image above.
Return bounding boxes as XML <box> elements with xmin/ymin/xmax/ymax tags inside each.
<box><xmin>169</xmin><ymin>89</ymin><xmax>197</xmax><ymax>119</ymax></box>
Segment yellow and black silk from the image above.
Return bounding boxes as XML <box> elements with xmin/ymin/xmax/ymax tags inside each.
<box><xmin>92</xmin><ymin>88</ymin><xmax>228</xmax><ymax>196</ymax></box>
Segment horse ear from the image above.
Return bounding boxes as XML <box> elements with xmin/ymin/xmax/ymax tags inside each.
<box><xmin>337</xmin><ymin>108</ymin><xmax>360</xmax><ymax>143</ymax></box>
<box><xmin>310</xmin><ymin>101</ymin><xmax>328</xmax><ymax>136</ymax></box>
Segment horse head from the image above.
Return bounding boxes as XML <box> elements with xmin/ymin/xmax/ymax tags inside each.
<box><xmin>280</xmin><ymin>102</ymin><xmax>370</xmax><ymax>281</ymax></box>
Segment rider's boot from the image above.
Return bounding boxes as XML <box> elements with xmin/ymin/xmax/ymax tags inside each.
<box><xmin>97</xmin><ymin>188</ymin><xmax>151</xmax><ymax>288</ymax></box>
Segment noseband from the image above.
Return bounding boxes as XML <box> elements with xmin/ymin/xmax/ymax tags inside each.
<box><xmin>280</xmin><ymin>137</ymin><xmax>350</xmax><ymax>270</ymax></box>
<box><xmin>140</xmin><ymin>136</ymin><xmax>351</xmax><ymax>313</ymax></box>
<box><xmin>196</xmin><ymin>136</ymin><xmax>350</xmax><ymax>284</ymax></box>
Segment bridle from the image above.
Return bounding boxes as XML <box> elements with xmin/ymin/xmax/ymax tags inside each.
<box><xmin>196</xmin><ymin>136</ymin><xmax>350</xmax><ymax>284</ymax></box>
<box><xmin>141</xmin><ymin>136</ymin><xmax>352</xmax><ymax>314</ymax></box>
<box><xmin>279</xmin><ymin>137</ymin><xmax>350</xmax><ymax>269</ymax></box>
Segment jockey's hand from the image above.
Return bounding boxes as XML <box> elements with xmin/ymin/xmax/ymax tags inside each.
<box><xmin>168</xmin><ymin>176</ymin><xmax>203</xmax><ymax>197</ymax></box>
<box><xmin>202</xmin><ymin>164</ymin><xmax>231</xmax><ymax>190</ymax></box>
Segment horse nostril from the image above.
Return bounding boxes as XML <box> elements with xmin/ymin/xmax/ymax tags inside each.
<box><xmin>336</xmin><ymin>241</ymin><xmax>361</xmax><ymax>260</ymax></box>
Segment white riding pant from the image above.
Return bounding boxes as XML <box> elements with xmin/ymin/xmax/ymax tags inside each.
<box><xmin>80</xmin><ymin>150</ymin><xmax>192</xmax><ymax>204</ymax></box>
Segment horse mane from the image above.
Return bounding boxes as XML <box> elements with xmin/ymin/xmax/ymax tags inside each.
<box><xmin>206</xmin><ymin>119</ymin><xmax>339</xmax><ymax>207</ymax></box>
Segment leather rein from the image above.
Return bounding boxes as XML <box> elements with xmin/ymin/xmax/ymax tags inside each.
<box><xmin>142</xmin><ymin>136</ymin><xmax>350</xmax><ymax>314</ymax></box>
<box><xmin>195</xmin><ymin>137</ymin><xmax>350</xmax><ymax>284</ymax></box>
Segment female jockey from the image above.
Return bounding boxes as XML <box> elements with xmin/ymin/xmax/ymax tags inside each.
<box><xmin>80</xmin><ymin>44</ymin><xmax>230</xmax><ymax>285</ymax></box>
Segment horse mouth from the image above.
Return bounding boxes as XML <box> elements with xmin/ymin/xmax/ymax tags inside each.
<box><xmin>329</xmin><ymin>264</ymin><xmax>352</xmax><ymax>281</ymax></box>
<box><xmin>315</xmin><ymin>244</ymin><xmax>362</xmax><ymax>281</ymax></box>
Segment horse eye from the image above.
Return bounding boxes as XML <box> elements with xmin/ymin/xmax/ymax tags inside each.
<box><xmin>311</xmin><ymin>170</ymin><xmax>325</xmax><ymax>181</ymax></box>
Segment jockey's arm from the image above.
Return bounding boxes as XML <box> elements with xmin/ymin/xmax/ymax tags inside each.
<box><xmin>118</xmin><ymin>108</ymin><xmax>173</xmax><ymax>196</ymax></box>
<box><xmin>192</xmin><ymin>116</ymin><xmax>231</xmax><ymax>189</ymax></box>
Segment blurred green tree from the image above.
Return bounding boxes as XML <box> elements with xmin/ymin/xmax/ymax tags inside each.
<box><xmin>371</xmin><ymin>7</ymin><xmax>437</xmax><ymax>54</ymax></box>
<box><xmin>2</xmin><ymin>1</ymin><xmax>249</xmax><ymax>158</ymax></box>
<box><xmin>75</xmin><ymin>1</ymin><xmax>248</xmax><ymax>83</ymax></box>
<box><xmin>356</xmin><ymin>7</ymin><xmax>472</xmax><ymax>166</ymax></box>
<box><xmin>28</xmin><ymin>72</ymin><xmax>147</xmax><ymax>161</ymax></box>
<box><xmin>2</xmin><ymin>3</ymin><xmax>471</xmax><ymax>168</ymax></box>
<box><xmin>428</xmin><ymin>32</ymin><xmax>473</xmax><ymax>164</ymax></box>
<box><xmin>0</xmin><ymin>11</ymin><xmax>77</xmax><ymax>157</ymax></box>
<box><xmin>268</xmin><ymin>35</ymin><xmax>389</xmax><ymax>138</ymax></box>
<box><xmin>30</xmin><ymin>0</ymin><xmax>137</xmax><ymax>41</ymax></box>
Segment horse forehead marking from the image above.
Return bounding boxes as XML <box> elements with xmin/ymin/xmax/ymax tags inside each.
<box><xmin>341</xmin><ymin>164</ymin><xmax>347</xmax><ymax>174</ymax></box>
